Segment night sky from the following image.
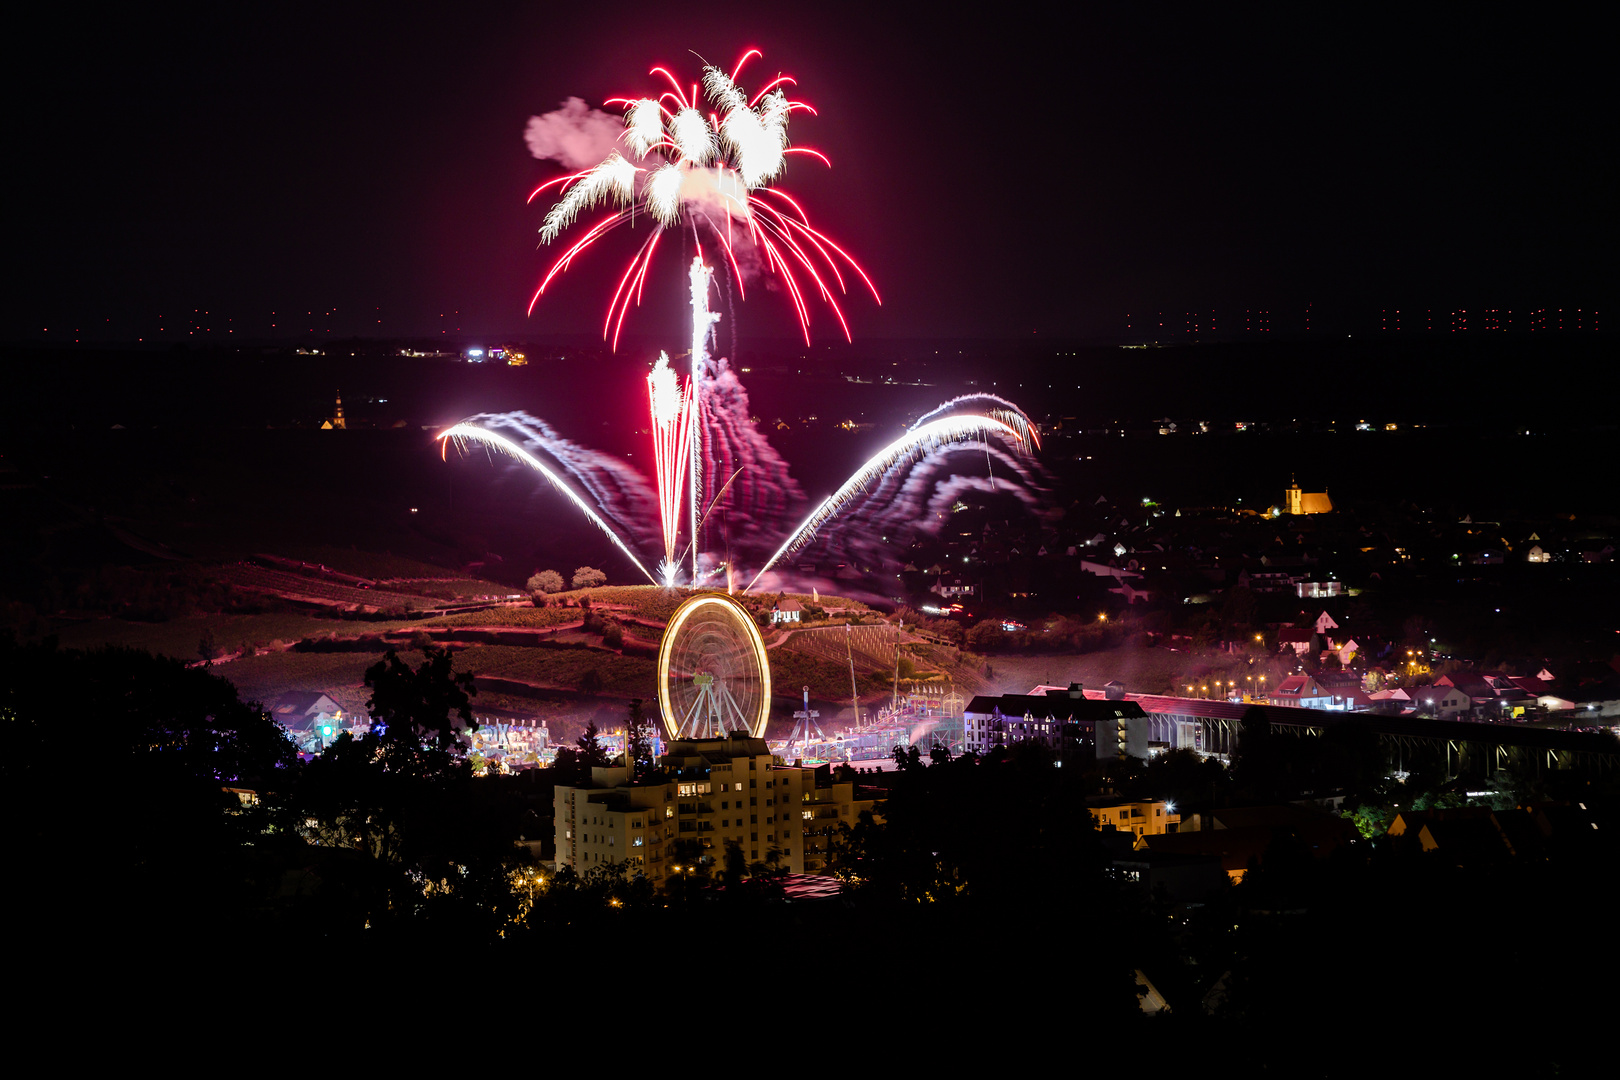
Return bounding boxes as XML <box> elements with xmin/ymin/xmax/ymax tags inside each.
<box><xmin>10</xmin><ymin>4</ymin><xmax>1611</xmax><ymax>343</ymax></box>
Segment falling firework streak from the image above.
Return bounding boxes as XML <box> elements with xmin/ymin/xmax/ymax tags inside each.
<box><xmin>673</xmin><ymin>465</ymin><xmax>746</xmax><ymax>573</ymax></box>
<box><xmin>745</xmin><ymin>415</ymin><xmax>1026</xmax><ymax>592</ymax></box>
<box><xmin>438</xmin><ymin>422</ymin><xmax>658</xmax><ymax>585</ymax></box>
<box><xmin>528</xmin><ymin>50</ymin><xmax>879</xmax><ymax>350</ymax></box>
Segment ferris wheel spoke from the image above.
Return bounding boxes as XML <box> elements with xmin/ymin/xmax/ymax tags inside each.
<box><xmin>677</xmin><ymin>692</ymin><xmax>706</xmax><ymax>740</ymax></box>
<box><xmin>718</xmin><ymin>682</ymin><xmax>751</xmax><ymax>732</ymax></box>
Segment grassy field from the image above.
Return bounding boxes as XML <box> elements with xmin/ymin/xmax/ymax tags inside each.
<box><xmin>34</xmin><ymin>585</ymin><xmax>892</xmax><ymax>723</ymax></box>
<box><xmin>39</xmin><ymin>612</ymin><xmax>419</xmax><ymax>660</ymax></box>
<box><xmin>458</xmin><ymin>644</ymin><xmax>657</xmax><ymax>696</ymax></box>
<box><xmin>766</xmin><ymin>646</ymin><xmax>891</xmax><ymax>702</ymax></box>
<box><xmin>406</xmin><ymin>579</ymin><xmax>524</xmax><ymax>601</ymax></box>
<box><xmin>434</xmin><ymin>605</ymin><xmax>583</xmax><ymax>629</ymax></box>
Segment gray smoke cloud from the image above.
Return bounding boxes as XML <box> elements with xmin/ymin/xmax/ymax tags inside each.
<box><xmin>524</xmin><ymin>97</ymin><xmax>624</xmax><ymax>171</ymax></box>
<box><xmin>697</xmin><ymin>357</ymin><xmax>805</xmax><ymax>559</ymax></box>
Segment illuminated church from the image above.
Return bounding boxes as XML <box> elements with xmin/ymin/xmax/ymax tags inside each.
<box><xmin>1285</xmin><ymin>476</ymin><xmax>1332</xmax><ymax>515</ymax></box>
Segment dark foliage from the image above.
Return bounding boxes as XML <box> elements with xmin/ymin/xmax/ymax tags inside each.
<box><xmin>364</xmin><ymin>646</ymin><xmax>475</xmax><ymax>752</ymax></box>
<box><xmin>1</xmin><ymin>636</ymin><xmax>300</xmax><ymax>942</ymax></box>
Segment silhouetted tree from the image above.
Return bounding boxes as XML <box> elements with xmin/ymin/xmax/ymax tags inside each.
<box><xmin>364</xmin><ymin>646</ymin><xmax>476</xmax><ymax>751</ymax></box>
<box><xmin>626</xmin><ymin>699</ymin><xmax>653</xmax><ymax>771</ymax></box>
<box><xmin>2</xmin><ymin>640</ymin><xmax>299</xmax><ymax>941</ymax></box>
<box><xmin>576</xmin><ymin>720</ymin><xmax>611</xmax><ymax>770</ymax></box>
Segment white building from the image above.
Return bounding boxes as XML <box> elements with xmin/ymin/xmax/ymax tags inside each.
<box><xmin>555</xmin><ymin>734</ymin><xmax>875</xmax><ymax>881</ymax></box>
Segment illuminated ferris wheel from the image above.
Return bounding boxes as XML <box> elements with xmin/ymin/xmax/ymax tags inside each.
<box><xmin>657</xmin><ymin>593</ymin><xmax>772</xmax><ymax>741</ymax></box>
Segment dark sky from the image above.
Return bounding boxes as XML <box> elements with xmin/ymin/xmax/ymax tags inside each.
<box><xmin>9</xmin><ymin>3</ymin><xmax>1612</xmax><ymax>343</ymax></box>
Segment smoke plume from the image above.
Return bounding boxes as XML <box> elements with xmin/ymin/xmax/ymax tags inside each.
<box><xmin>524</xmin><ymin>98</ymin><xmax>624</xmax><ymax>171</ymax></box>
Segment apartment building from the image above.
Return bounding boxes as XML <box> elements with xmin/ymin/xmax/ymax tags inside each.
<box><xmin>555</xmin><ymin>733</ymin><xmax>875</xmax><ymax>882</ymax></box>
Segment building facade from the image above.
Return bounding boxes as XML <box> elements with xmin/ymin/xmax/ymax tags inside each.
<box><xmin>554</xmin><ymin>734</ymin><xmax>875</xmax><ymax>882</ymax></box>
<box><xmin>1087</xmin><ymin>797</ymin><xmax>1182</xmax><ymax>841</ymax></box>
<box><xmin>962</xmin><ymin>686</ymin><xmax>1150</xmax><ymax>761</ymax></box>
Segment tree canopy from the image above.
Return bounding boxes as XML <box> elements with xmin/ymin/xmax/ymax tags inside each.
<box><xmin>364</xmin><ymin>646</ymin><xmax>476</xmax><ymax>751</ymax></box>
<box><xmin>571</xmin><ymin>566</ymin><xmax>607</xmax><ymax>590</ymax></box>
<box><xmin>527</xmin><ymin>569</ymin><xmax>564</xmax><ymax>595</ymax></box>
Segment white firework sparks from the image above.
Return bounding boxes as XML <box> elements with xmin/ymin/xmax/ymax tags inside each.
<box><xmin>527</xmin><ymin>51</ymin><xmax>878</xmax><ymax>350</ymax></box>
<box><xmin>909</xmin><ymin>394</ymin><xmax>1042</xmax><ymax>450</ymax></box>
<box><xmin>539</xmin><ymin>151</ymin><xmax>638</xmax><ymax>243</ymax></box>
<box><xmin>647</xmin><ymin>351</ymin><xmax>694</xmax><ymax>579</ymax></box>
<box><xmin>745</xmin><ymin>415</ymin><xmax>1027</xmax><ymax>592</ymax></box>
<box><xmin>438</xmin><ymin>421</ymin><xmax>657</xmax><ymax>586</ymax></box>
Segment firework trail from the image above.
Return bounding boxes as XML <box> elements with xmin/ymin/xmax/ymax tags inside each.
<box><xmin>671</xmin><ymin>256</ymin><xmax>805</xmax><ymax>582</ymax></box>
<box><xmin>779</xmin><ymin>435</ymin><xmax>1048</xmax><ymax>581</ymax></box>
<box><xmin>456</xmin><ymin>411</ymin><xmax>657</xmax><ymax>545</ymax></box>
<box><xmin>849</xmin><ymin>441</ymin><xmax>1044</xmax><ymax>539</ymax></box>
<box><xmin>438</xmin><ymin>412</ymin><xmax>659</xmax><ymax>584</ymax></box>
<box><xmin>744</xmin><ymin>415</ymin><xmax>1027</xmax><ymax>592</ymax></box>
<box><xmin>686</xmin><ymin>258</ymin><xmax>718</xmax><ymax>581</ymax></box>
<box><xmin>923</xmin><ymin>474</ymin><xmax>1044</xmax><ymax>518</ymax></box>
<box><xmin>647</xmin><ymin>352</ymin><xmax>694</xmax><ymax>584</ymax></box>
<box><xmin>524</xmin><ymin>50</ymin><xmax>879</xmax><ymax>349</ymax></box>
<box><xmin>909</xmin><ymin>394</ymin><xmax>1043</xmax><ymax>450</ymax></box>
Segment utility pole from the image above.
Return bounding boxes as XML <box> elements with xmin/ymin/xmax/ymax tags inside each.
<box><xmin>892</xmin><ymin>618</ymin><xmax>903</xmax><ymax>713</ymax></box>
<box><xmin>846</xmin><ymin>623</ymin><xmax>860</xmax><ymax>730</ymax></box>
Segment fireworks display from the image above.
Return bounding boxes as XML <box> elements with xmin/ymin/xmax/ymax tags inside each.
<box><xmin>440</xmin><ymin>394</ymin><xmax>1041</xmax><ymax>597</ymax></box>
<box><xmin>435</xmin><ymin>50</ymin><xmax>1043</xmax><ymax>593</ymax></box>
<box><xmin>526</xmin><ymin>49</ymin><xmax>879</xmax><ymax>350</ymax></box>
